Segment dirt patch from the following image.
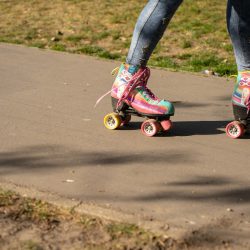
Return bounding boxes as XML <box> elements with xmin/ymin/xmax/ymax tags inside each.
<box><xmin>0</xmin><ymin>188</ymin><xmax>176</xmax><ymax>250</ymax></box>
<box><xmin>1</xmin><ymin>188</ymin><xmax>248</xmax><ymax>250</ymax></box>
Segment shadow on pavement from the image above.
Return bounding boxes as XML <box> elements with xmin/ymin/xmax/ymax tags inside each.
<box><xmin>1</xmin><ymin>145</ymin><xmax>250</xmax><ymax>205</ymax></box>
<box><xmin>169</xmin><ymin>120</ymin><xmax>229</xmax><ymax>136</ymax></box>
<box><xmin>82</xmin><ymin>175</ymin><xmax>250</xmax><ymax>205</ymax></box>
<box><xmin>1</xmin><ymin>145</ymin><xmax>249</xmax><ymax>205</ymax></box>
<box><xmin>0</xmin><ymin>145</ymin><xmax>192</xmax><ymax>174</ymax></box>
<box><xmin>121</xmin><ymin>120</ymin><xmax>229</xmax><ymax>136</ymax></box>
<box><xmin>167</xmin><ymin>176</ymin><xmax>232</xmax><ymax>186</ymax></box>
<box><xmin>134</xmin><ymin>181</ymin><xmax>250</xmax><ymax>204</ymax></box>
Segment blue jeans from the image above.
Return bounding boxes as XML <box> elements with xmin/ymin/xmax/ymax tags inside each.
<box><xmin>126</xmin><ymin>0</ymin><xmax>250</xmax><ymax>71</ymax></box>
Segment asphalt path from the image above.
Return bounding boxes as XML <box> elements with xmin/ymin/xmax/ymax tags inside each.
<box><xmin>0</xmin><ymin>43</ymin><xmax>250</xmax><ymax>247</ymax></box>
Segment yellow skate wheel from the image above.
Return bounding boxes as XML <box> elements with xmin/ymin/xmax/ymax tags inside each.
<box><xmin>104</xmin><ymin>113</ymin><xmax>122</xmax><ymax>130</ymax></box>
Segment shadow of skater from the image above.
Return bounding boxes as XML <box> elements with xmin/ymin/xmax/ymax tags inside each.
<box><xmin>169</xmin><ymin>120</ymin><xmax>230</xmax><ymax>136</ymax></box>
<box><xmin>121</xmin><ymin>120</ymin><xmax>231</xmax><ymax>136</ymax></box>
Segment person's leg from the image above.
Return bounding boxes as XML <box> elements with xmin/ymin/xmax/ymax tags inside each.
<box><xmin>227</xmin><ymin>0</ymin><xmax>250</xmax><ymax>71</ymax></box>
<box><xmin>127</xmin><ymin>0</ymin><xmax>183</xmax><ymax>67</ymax></box>
<box><xmin>227</xmin><ymin>0</ymin><xmax>250</xmax><ymax>121</ymax></box>
<box><xmin>110</xmin><ymin>0</ymin><xmax>183</xmax><ymax>117</ymax></box>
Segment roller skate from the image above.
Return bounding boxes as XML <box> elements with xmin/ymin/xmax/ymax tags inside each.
<box><xmin>103</xmin><ymin>63</ymin><xmax>175</xmax><ymax>137</ymax></box>
<box><xmin>226</xmin><ymin>71</ymin><xmax>250</xmax><ymax>138</ymax></box>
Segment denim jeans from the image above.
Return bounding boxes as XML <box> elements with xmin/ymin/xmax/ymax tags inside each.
<box><xmin>126</xmin><ymin>0</ymin><xmax>250</xmax><ymax>71</ymax></box>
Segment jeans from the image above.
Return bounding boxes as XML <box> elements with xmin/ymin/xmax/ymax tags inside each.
<box><xmin>126</xmin><ymin>0</ymin><xmax>250</xmax><ymax>71</ymax></box>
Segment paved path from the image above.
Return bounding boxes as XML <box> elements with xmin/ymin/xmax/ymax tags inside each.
<box><xmin>1</xmin><ymin>43</ymin><xmax>250</xmax><ymax>247</ymax></box>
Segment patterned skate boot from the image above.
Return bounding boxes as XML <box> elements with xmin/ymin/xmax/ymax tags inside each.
<box><xmin>103</xmin><ymin>63</ymin><xmax>175</xmax><ymax>137</ymax></box>
<box><xmin>226</xmin><ymin>71</ymin><xmax>250</xmax><ymax>138</ymax></box>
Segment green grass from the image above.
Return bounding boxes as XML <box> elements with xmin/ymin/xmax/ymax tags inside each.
<box><xmin>76</xmin><ymin>45</ymin><xmax>120</xmax><ymax>59</ymax></box>
<box><xmin>51</xmin><ymin>43</ymin><xmax>66</xmax><ymax>52</ymax></box>
<box><xmin>106</xmin><ymin>223</ymin><xmax>141</xmax><ymax>239</ymax></box>
<box><xmin>0</xmin><ymin>0</ymin><xmax>236</xmax><ymax>76</ymax></box>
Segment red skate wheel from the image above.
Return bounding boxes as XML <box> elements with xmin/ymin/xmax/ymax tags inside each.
<box><xmin>121</xmin><ymin>114</ymin><xmax>131</xmax><ymax>126</ymax></box>
<box><xmin>226</xmin><ymin>121</ymin><xmax>245</xmax><ymax>139</ymax></box>
<box><xmin>141</xmin><ymin>119</ymin><xmax>160</xmax><ymax>137</ymax></box>
<box><xmin>160</xmin><ymin>120</ymin><xmax>173</xmax><ymax>131</ymax></box>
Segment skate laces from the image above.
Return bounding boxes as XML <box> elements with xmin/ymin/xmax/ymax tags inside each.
<box><xmin>94</xmin><ymin>66</ymin><xmax>132</xmax><ymax>108</ymax></box>
<box><xmin>141</xmin><ymin>86</ymin><xmax>159</xmax><ymax>101</ymax></box>
<box><xmin>94</xmin><ymin>67</ymin><xmax>125</xmax><ymax>108</ymax></box>
<box><xmin>94</xmin><ymin>66</ymin><xmax>159</xmax><ymax>108</ymax></box>
<box><xmin>116</xmin><ymin>67</ymin><xmax>159</xmax><ymax>108</ymax></box>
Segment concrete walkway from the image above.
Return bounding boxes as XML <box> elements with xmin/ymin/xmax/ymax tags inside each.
<box><xmin>0</xmin><ymin>43</ymin><xmax>250</xmax><ymax>247</ymax></box>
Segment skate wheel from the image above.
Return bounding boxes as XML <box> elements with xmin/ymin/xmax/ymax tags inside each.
<box><xmin>141</xmin><ymin>119</ymin><xmax>160</xmax><ymax>137</ymax></box>
<box><xmin>160</xmin><ymin>120</ymin><xmax>173</xmax><ymax>131</ymax></box>
<box><xmin>104</xmin><ymin>113</ymin><xmax>122</xmax><ymax>130</ymax></box>
<box><xmin>226</xmin><ymin>121</ymin><xmax>245</xmax><ymax>139</ymax></box>
<box><xmin>121</xmin><ymin>114</ymin><xmax>131</xmax><ymax>126</ymax></box>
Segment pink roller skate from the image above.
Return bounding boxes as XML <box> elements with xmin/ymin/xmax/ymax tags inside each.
<box><xmin>103</xmin><ymin>63</ymin><xmax>175</xmax><ymax>137</ymax></box>
<box><xmin>226</xmin><ymin>71</ymin><xmax>250</xmax><ymax>139</ymax></box>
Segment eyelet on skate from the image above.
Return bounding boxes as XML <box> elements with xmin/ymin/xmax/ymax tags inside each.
<box><xmin>141</xmin><ymin>119</ymin><xmax>161</xmax><ymax>137</ymax></box>
<box><xmin>104</xmin><ymin>113</ymin><xmax>122</xmax><ymax>130</ymax></box>
<box><xmin>226</xmin><ymin>121</ymin><xmax>246</xmax><ymax>139</ymax></box>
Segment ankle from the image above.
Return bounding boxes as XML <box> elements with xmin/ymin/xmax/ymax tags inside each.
<box><xmin>122</xmin><ymin>63</ymin><xmax>140</xmax><ymax>75</ymax></box>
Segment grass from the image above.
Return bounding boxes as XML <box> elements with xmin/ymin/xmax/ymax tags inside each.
<box><xmin>106</xmin><ymin>223</ymin><xmax>140</xmax><ymax>239</ymax></box>
<box><xmin>0</xmin><ymin>0</ymin><xmax>237</xmax><ymax>75</ymax></box>
<box><xmin>0</xmin><ymin>189</ymin><xmax>62</xmax><ymax>223</ymax></box>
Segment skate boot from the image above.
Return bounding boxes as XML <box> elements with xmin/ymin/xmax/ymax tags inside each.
<box><xmin>226</xmin><ymin>71</ymin><xmax>250</xmax><ymax>138</ymax></box>
<box><xmin>103</xmin><ymin>63</ymin><xmax>175</xmax><ymax>137</ymax></box>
